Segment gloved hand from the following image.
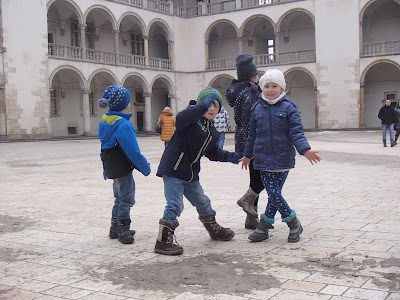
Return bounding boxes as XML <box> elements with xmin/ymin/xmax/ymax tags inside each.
<box><xmin>227</xmin><ymin>152</ymin><xmax>240</xmax><ymax>164</ymax></box>
<box><xmin>202</xmin><ymin>95</ymin><xmax>216</xmax><ymax>109</ymax></box>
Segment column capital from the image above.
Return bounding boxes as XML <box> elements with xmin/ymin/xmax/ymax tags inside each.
<box><xmin>112</xmin><ymin>30</ymin><xmax>120</xmax><ymax>35</ymax></box>
<box><xmin>143</xmin><ymin>92</ymin><xmax>152</xmax><ymax>97</ymax></box>
<box><xmin>168</xmin><ymin>93</ymin><xmax>175</xmax><ymax>99</ymax></box>
<box><xmin>79</xmin><ymin>23</ymin><xmax>87</xmax><ymax>29</ymax></box>
<box><xmin>143</xmin><ymin>36</ymin><xmax>149</xmax><ymax>40</ymax></box>
<box><xmin>82</xmin><ymin>89</ymin><xmax>91</xmax><ymax>94</ymax></box>
<box><xmin>168</xmin><ymin>40</ymin><xmax>174</xmax><ymax>45</ymax></box>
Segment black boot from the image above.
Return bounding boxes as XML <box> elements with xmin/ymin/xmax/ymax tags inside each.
<box><xmin>237</xmin><ymin>187</ymin><xmax>258</xmax><ymax>217</ymax></box>
<box><xmin>117</xmin><ymin>219</ymin><xmax>134</xmax><ymax>244</ymax></box>
<box><xmin>245</xmin><ymin>206</ymin><xmax>259</xmax><ymax>229</ymax></box>
<box><xmin>109</xmin><ymin>218</ymin><xmax>135</xmax><ymax>239</ymax></box>
<box><xmin>199</xmin><ymin>215</ymin><xmax>234</xmax><ymax>241</ymax></box>
<box><xmin>286</xmin><ymin>216</ymin><xmax>303</xmax><ymax>243</ymax></box>
<box><xmin>154</xmin><ymin>219</ymin><xmax>183</xmax><ymax>255</ymax></box>
<box><xmin>248</xmin><ymin>214</ymin><xmax>274</xmax><ymax>242</ymax></box>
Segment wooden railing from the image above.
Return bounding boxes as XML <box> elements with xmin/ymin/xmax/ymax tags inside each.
<box><xmin>361</xmin><ymin>41</ymin><xmax>400</xmax><ymax>57</ymax></box>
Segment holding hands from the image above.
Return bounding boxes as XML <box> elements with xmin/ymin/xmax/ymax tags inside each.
<box><xmin>304</xmin><ymin>150</ymin><xmax>321</xmax><ymax>165</ymax></box>
<box><xmin>240</xmin><ymin>156</ymin><xmax>251</xmax><ymax>170</ymax></box>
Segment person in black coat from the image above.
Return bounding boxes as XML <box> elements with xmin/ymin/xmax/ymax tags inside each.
<box><xmin>226</xmin><ymin>53</ymin><xmax>264</xmax><ymax>229</ymax></box>
<box><xmin>154</xmin><ymin>88</ymin><xmax>240</xmax><ymax>256</ymax></box>
<box><xmin>378</xmin><ymin>100</ymin><xmax>396</xmax><ymax>147</ymax></box>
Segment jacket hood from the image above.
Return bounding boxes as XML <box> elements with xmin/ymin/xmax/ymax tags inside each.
<box><xmin>162</xmin><ymin>106</ymin><xmax>173</xmax><ymax>115</ymax></box>
<box><xmin>98</xmin><ymin>111</ymin><xmax>133</xmax><ymax>142</ymax></box>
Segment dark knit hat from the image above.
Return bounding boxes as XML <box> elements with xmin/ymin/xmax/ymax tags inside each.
<box><xmin>98</xmin><ymin>85</ymin><xmax>131</xmax><ymax>111</ymax></box>
<box><xmin>236</xmin><ymin>53</ymin><xmax>258</xmax><ymax>81</ymax></box>
<box><xmin>197</xmin><ymin>88</ymin><xmax>223</xmax><ymax>112</ymax></box>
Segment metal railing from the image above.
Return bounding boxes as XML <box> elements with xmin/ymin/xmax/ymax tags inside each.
<box><xmin>361</xmin><ymin>41</ymin><xmax>400</xmax><ymax>57</ymax></box>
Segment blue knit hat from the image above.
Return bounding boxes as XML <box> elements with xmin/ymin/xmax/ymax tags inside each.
<box><xmin>98</xmin><ymin>85</ymin><xmax>131</xmax><ymax>111</ymax></box>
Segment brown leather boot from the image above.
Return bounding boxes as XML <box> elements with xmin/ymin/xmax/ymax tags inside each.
<box><xmin>199</xmin><ymin>215</ymin><xmax>234</xmax><ymax>241</ymax></box>
<box><xmin>154</xmin><ymin>219</ymin><xmax>183</xmax><ymax>255</ymax></box>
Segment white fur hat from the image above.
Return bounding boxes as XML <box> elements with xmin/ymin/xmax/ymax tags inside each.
<box><xmin>259</xmin><ymin>69</ymin><xmax>286</xmax><ymax>90</ymax></box>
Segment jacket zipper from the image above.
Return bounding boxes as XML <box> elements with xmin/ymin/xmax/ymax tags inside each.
<box><xmin>174</xmin><ymin>152</ymin><xmax>184</xmax><ymax>170</ymax></box>
<box><xmin>189</xmin><ymin>120</ymin><xmax>211</xmax><ymax>182</ymax></box>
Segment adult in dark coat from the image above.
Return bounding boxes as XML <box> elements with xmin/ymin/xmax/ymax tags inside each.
<box><xmin>378</xmin><ymin>100</ymin><xmax>396</xmax><ymax>147</ymax></box>
<box><xmin>225</xmin><ymin>54</ymin><xmax>263</xmax><ymax>229</ymax></box>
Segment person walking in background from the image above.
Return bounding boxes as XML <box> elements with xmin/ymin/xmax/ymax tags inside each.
<box><xmin>225</xmin><ymin>53</ymin><xmax>264</xmax><ymax>230</ymax></box>
<box><xmin>241</xmin><ymin>69</ymin><xmax>321</xmax><ymax>243</ymax></box>
<box><xmin>214</xmin><ymin>105</ymin><xmax>231</xmax><ymax>149</ymax></box>
<box><xmin>154</xmin><ymin>88</ymin><xmax>240</xmax><ymax>255</ymax></box>
<box><xmin>97</xmin><ymin>85</ymin><xmax>151</xmax><ymax>245</ymax></box>
<box><xmin>157</xmin><ymin>106</ymin><xmax>175</xmax><ymax>149</ymax></box>
<box><xmin>394</xmin><ymin>102</ymin><xmax>400</xmax><ymax>143</ymax></box>
<box><xmin>378</xmin><ymin>100</ymin><xmax>396</xmax><ymax>147</ymax></box>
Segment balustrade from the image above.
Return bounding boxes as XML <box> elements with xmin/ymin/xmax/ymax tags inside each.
<box><xmin>361</xmin><ymin>41</ymin><xmax>400</xmax><ymax>57</ymax></box>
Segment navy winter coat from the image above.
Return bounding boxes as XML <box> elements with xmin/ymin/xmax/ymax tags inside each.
<box><xmin>156</xmin><ymin>102</ymin><xmax>233</xmax><ymax>182</ymax></box>
<box><xmin>243</xmin><ymin>97</ymin><xmax>311</xmax><ymax>171</ymax></box>
<box><xmin>225</xmin><ymin>80</ymin><xmax>261</xmax><ymax>157</ymax></box>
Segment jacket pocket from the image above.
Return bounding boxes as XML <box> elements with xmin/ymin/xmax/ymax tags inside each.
<box><xmin>174</xmin><ymin>152</ymin><xmax>184</xmax><ymax>170</ymax></box>
<box><xmin>275</xmin><ymin>112</ymin><xmax>287</xmax><ymax>118</ymax></box>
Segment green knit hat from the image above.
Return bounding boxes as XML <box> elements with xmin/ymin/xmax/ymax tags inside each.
<box><xmin>197</xmin><ymin>88</ymin><xmax>223</xmax><ymax>112</ymax></box>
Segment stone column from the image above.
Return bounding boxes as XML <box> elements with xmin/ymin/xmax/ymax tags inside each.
<box><xmin>168</xmin><ymin>40</ymin><xmax>174</xmax><ymax>69</ymax></box>
<box><xmin>143</xmin><ymin>92</ymin><xmax>152</xmax><ymax>132</ymax></box>
<box><xmin>359</xmin><ymin>84</ymin><xmax>366</xmax><ymax>127</ymax></box>
<box><xmin>144</xmin><ymin>36</ymin><xmax>149</xmax><ymax>66</ymax></box>
<box><xmin>314</xmin><ymin>86</ymin><xmax>319</xmax><ymax>130</ymax></box>
<box><xmin>205</xmin><ymin>40</ymin><xmax>209</xmax><ymax>69</ymax></box>
<box><xmin>82</xmin><ymin>89</ymin><xmax>91</xmax><ymax>135</ymax></box>
<box><xmin>168</xmin><ymin>94</ymin><xmax>177</xmax><ymax>114</ymax></box>
<box><xmin>0</xmin><ymin>84</ymin><xmax>6</xmax><ymax>138</ymax></box>
<box><xmin>238</xmin><ymin>36</ymin><xmax>243</xmax><ymax>54</ymax></box>
<box><xmin>113</xmin><ymin>30</ymin><xmax>120</xmax><ymax>63</ymax></box>
<box><xmin>274</xmin><ymin>31</ymin><xmax>280</xmax><ymax>64</ymax></box>
<box><xmin>235</xmin><ymin>0</ymin><xmax>241</xmax><ymax>9</ymax></box>
<box><xmin>79</xmin><ymin>24</ymin><xmax>86</xmax><ymax>59</ymax></box>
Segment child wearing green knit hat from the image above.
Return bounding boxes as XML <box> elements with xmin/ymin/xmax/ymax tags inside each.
<box><xmin>154</xmin><ymin>87</ymin><xmax>240</xmax><ymax>255</ymax></box>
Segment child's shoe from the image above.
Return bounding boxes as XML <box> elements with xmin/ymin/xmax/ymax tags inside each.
<box><xmin>286</xmin><ymin>216</ymin><xmax>303</xmax><ymax>243</ymax></box>
<box><xmin>237</xmin><ymin>188</ymin><xmax>258</xmax><ymax>217</ymax></box>
<box><xmin>199</xmin><ymin>215</ymin><xmax>234</xmax><ymax>241</ymax></box>
<box><xmin>109</xmin><ymin>217</ymin><xmax>135</xmax><ymax>239</ymax></box>
<box><xmin>117</xmin><ymin>219</ymin><xmax>135</xmax><ymax>244</ymax></box>
<box><xmin>245</xmin><ymin>208</ymin><xmax>259</xmax><ymax>229</ymax></box>
<box><xmin>154</xmin><ymin>218</ymin><xmax>183</xmax><ymax>255</ymax></box>
<box><xmin>248</xmin><ymin>214</ymin><xmax>274</xmax><ymax>242</ymax></box>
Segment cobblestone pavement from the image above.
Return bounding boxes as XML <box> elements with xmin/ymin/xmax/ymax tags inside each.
<box><xmin>0</xmin><ymin>130</ymin><xmax>399</xmax><ymax>300</ymax></box>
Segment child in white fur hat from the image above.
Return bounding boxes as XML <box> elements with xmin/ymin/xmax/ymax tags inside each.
<box><xmin>240</xmin><ymin>69</ymin><xmax>321</xmax><ymax>243</ymax></box>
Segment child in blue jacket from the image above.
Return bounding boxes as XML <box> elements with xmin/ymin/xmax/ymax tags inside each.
<box><xmin>241</xmin><ymin>69</ymin><xmax>321</xmax><ymax>243</ymax></box>
<box><xmin>98</xmin><ymin>85</ymin><xmax>151</xmax><ymax>245</ymax></box>
<box><xmin>155</xmin><ymin>88</ymin><xmax>240</xmax><ymax>255</ymax></box>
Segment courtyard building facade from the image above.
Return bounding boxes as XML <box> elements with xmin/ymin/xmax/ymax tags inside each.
<box><xmin>0</xmin><ymin>0</ymin><xmax>399</xmax><ymax>139</ymax></box>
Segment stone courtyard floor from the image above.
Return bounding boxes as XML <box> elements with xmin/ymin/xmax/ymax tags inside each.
<box><xmin>0</xmin><ymin>130</ymin><xmax>399</xmax><ymax>300</ymax></box>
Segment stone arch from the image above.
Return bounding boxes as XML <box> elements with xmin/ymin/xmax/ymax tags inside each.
<box><xmin>47</xmin><ymin>0</ymin><xmax>84</xmax><ymax>23</ymax></box>
<box><xmin>83</xmin><ymin>4</ymin><xmax>118</xmax><ymax>30</ymax></box>
<box><xmin>150</xmin><ymin>74</ymin><xmax>174</xmax><ymax>94</ymax></box>
<box><xmin>240</xmin><ymin>14</ymin><xmax>276</xmax><ymax>37</ymax></box>
<box><xmin>118</xmin><ymin>12</ymin><xmax>146</xmax><ymax>35</ymax></box>
<box><xmin>147</xmin><ymin>18</ymin><xmax>173</xmax><ymax>40</ymax></box>
<box><xmin>276</xmin><ymin>8</ymin><xmax>315</xmax><ymax>31</ymax></box>
<box><xmin>87</xmin><ymin>69</ymin><xmax>119</xmax><ymax>87</ymax></box>
<box><xmin>121</xmin><ymin>73</ymin><xmax>149</xmax><ymax>93</ymax></box>
<box><xmin>205</xmin><ymin>19</ymin><xmax>239</xmax><ymax>41</ymax></box>
<box><xmin>49</xmin><ymin>65</ymin><xmax>86</xmax><ymax>89</ymax></box>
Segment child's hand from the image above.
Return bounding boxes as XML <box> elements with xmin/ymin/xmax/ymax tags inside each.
<box><xmin>227</xmin><ymin>152</ymin><xmax>240</xmax><ymax>164</ymax></box>
<box><xmin>304</xmin><ymin>150</ymin><xmax>321</xmax><ymax>165</ymax></box>
<box><xmin>240</xmin><ymin>156</ymin><xmax>251</xmax><ymax>170</ymax></box>
<box><xmin>202</xmin><ymin>95</ymin><xmax>216</xmax><ymax>109</ymax></box>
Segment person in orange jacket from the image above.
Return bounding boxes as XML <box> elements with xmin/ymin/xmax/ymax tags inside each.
<box><xmin>157</xmin><ymin>106</ymin><xmax>175</xmax><ymax>148</ymax></box>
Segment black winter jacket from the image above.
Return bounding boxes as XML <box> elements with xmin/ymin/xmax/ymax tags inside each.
<box><xmin>156</xmin><ymin>102</ymin><xmax>233</xmax><ymax>182</ymax></box>
<box><xmin>225</xmin><ymin>80</ymin><xmax>261</xmax><ymax>157</ymax></box>
<box><xmin>378</xmin><ymin>105</ymin><xmax>395</xmax><ymax>124</ymax></box>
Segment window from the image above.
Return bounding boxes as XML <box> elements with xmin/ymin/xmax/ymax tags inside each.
<box><xmin>268</xmin><ymin>39</ymin><xmax>275</xmax><ymax>61</ymax></box>
<box><xmin>86</xmin><ymin>24</ymin><xmax>95</xmax><ymax>49</ymax></box>
<box><xmin>131</xmin><ymin>34</ymin><xmax>144</xmax><ymax>56</ymax></box>
<box><xmin>383</xmin><ymin>92</ymin><xmax>397</xmax><ymax>106</ymax></box>
<box><xmin>136</xmin><ymin>92</ymin><xmax>144</xmax><ymax>104</ymax></box>
<box><xmin>71</xmin><ymin>22</ymin><xmax>79</xmax><ymax>47</ymax></box>
<box><xmin>50</xmin><ymin>89</ymin><xmax>59</xmax><ymax>116</ymax></box>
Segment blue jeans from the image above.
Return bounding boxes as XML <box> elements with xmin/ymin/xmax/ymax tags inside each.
<box><xmin>112</xmin><ymin>173</ymin><xmax>135</xmax><ymax>220</ymax></box>
<box><xmin>217</xmin><ymin>132</ymin><xmax>225</xmax><ymax>150</ymax></box>
<box><xmin>381</xmin><ymin>123</ymin><xmax>394</xmax><ymax>145</ymax></box>
<box><xmin>162</xmin><ymin>175</ymin><xmax>214</xmax><ymax>229</ymax></box>
<box><xmin>260</xmin><ymin>171</ymin><xmax>292</xmax><ymax>223</ymax></box>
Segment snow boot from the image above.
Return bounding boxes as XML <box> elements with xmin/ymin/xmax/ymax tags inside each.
<box><xmin>109</xmin><ymin>218</ymin><xmax>135</xmax><ymax>239</ymax></box>
<box><xmin>199</xmin><ymin>215</ymin><xmax>235</xmax><ymax>241</ymax></box>
<box><xmin>237</xmin><ymin>187</ymin><xmax>258</xmax><ymax>217</ymax></box>
<box><xmin>154</xmin><ymin>218</ymin><xmax>183</xmax><ymax>255</ymax></box>
<box><xmin>248</xmin><ymin>214</ymin><xmax>274</xmax><ymax>242</ymax></box>
<box><xmin>117</xmin><ymin>219</ymin><xmax>134</xmax><ymax>244</ymax></box>
<box><xmin>245</xmin><ymin>206</ymin><xmax>259</xmax><ymax>229</ymax></box>
<box><xmin>286</xmin><ymin>216</ymin><xmax>303</xmax><ymax>243</ymax></box>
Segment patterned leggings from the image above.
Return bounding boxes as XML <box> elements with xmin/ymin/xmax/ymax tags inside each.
<box><xmin>260</xmin><ymin>171</ymin><xmax>292</xmax><ymax>221</ymax></box>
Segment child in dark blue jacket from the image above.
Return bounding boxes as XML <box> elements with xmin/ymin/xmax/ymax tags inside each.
<box><xmin>155</xmin><ymin>88</ymin><xmax>240</xmax><ymax>255</ymax></box>
<box><xmin>241</xmin><ymin>69</ymin><xmax>321</xmax><ymax>243</ymax></box>
<box><xmin>98</xmin><ymin>85</ymin><xmax>151</xmax><ymax>245</ymax></box>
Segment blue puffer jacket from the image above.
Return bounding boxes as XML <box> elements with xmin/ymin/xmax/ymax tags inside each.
<box><xmin>156</xmin><ymin>102</ymin><xmax>233</xmax><ymax>182</ymax></box>
<box><xmin>243</xmin><ymin>97</ymin><xmax>311</xmax><ymax>171</ymax></box>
